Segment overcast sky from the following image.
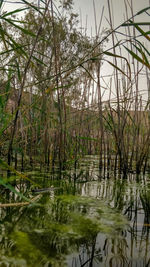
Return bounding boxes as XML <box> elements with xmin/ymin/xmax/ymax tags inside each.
<box><xmin>73</xmin><ymin>0</ymin><xmax>149</xmax><ymax>37</ymax></box>
<box><xmin>1</xmin><ymin>0</ymin><xmax>150</xmax><ymax>103</ymax></box>
<box><xmin>2</xmin><ymin>0</ymin><xmax>149</xmax><ymax>32</ymax></box>
<box><xmin>2</xmin><ymin>0</ymin><xmax>149</xmax><ymax>49</ymax></box>
<box><xmin>2</xmin><ymin>0</ymin><xmax>149</xmax><ymax>41</ymax></box>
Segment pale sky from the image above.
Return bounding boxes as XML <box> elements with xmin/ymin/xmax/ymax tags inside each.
<box><xmin>71</xmin><ymin>0</ymin><xmax>149</xmax><ymax>40</ymax></box>
<box><xmin>1</xmin><ymin>0</ymin><xmax>150</xmax><ymax>104</ymax></box>
<box><xmin>2</xmin><ymin>0</ymin><xmax>149</xmax><ymax>42</ymax></box>
<box><xmin>2</xmin><ymin>0</ymin><xmax>149</xmax><ymax>31</ymax></box>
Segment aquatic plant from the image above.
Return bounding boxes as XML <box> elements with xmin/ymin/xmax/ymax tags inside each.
<box><xmin>0</xmin><ymin>0</ymin><xmax>149</xmax><ymax>198</ymax></box>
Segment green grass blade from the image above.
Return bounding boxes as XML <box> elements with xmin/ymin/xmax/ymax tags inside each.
<box><xmin>21</xmin><ymin>0</ymin><xmax>44</xmax><ymax>15</ymax></box>
<box><xmin>0</xmin><ymin>45</ymin><xmax>27</xmax><ymax>56</ymax></box>
<box><xmin>1</xmin><ymin>8</ymin><xmax>29</xmax><ymax>18</ymax></box>
<box><xmin>131</xmin><ymin>43</ymin><xmax>149</xmax><ymax>65</ymax></box>
<box><xmin>134</xmin><ymin>39</ymin><xmax>150</xmax><ymax>57</ymax></box>
<box><xmin>2</xmin><ymin>17</ymin><xmax>36</xmax><ymax>37</ymax></box>
<box><xmin>32</xmin><ymin>55</ymin><xmax>47</xmax><ymax>66</ymax></box>
<box><xmin>128</xmin><ymin>20</ymin><xmax>150</xmax><ymax>42</ymax></box>
<box><xmin>137</xmin><ymin>7</ymin><xmax>150</xmax><ymax>15</ymax></box>
<box><xmin>0</xmin><ymin>159</ymin><xmax>41</xmax><ymax>187</ymax></box>
<box><xmin>122</xmin><ymin>22</ymin><xmax>150</xmax><ymax>27</ymax></box>
<box><xmin>104</xmin><ymin>51</ymin><xmax>125</xmax><ymax>59</ymax></box>
<box><xmin>0</xmin><ymin>178</ymin><xmax>30</xmax><ymax>202</ymax></box>
<box><xmin>0</xmin><ymin>0</ymin><xmax>4</xmax><ymax>9</ymax></box>
<box><xmin>124</xmin><ymin>46</ymin><xmax>150</xmax><ymax>69</ymax></box>
<box><xmin>15</xmin><ymin>60</ymin><xmax>22</xmax><ymax>82</ymax></box>
<box><xmin>80</xmin><ymin>64</ymin><xmax>97</xmax><ymax>83</ymax></box>
<box><xmin>5</xmin><ymin>69</ymin><xmax>12</xmax><ymax>95</ymax></box>
<box><xmin>103</xmin><ymin>51</ymin><xmax>131</xmax><ymax>80</ymax></box>
<box><xmin>0</xmin><ymin>25</ymin><xmax>8</xmax><ymax>50</ymax></box>
<box><xmin>0</xmin><ymin>26</ymin><xmax>29</xmax><ymax>59</ymax></box>
<box><xmin>106</xmin><ymin>60</ymin><xmax>131</xmax><ymax>80</ymax></box>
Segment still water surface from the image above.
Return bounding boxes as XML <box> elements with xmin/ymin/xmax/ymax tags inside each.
<box><xmin>0</xmin><ymin>156</ymin><xmax>150</xmax><ymax>266</ymax></box>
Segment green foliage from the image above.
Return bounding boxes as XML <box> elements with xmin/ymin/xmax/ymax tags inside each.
<box><xmin>0</xmin><ymin>0</ymin><xmax>149</xmax><ymax>183</ymax></box>
<box><xmin>0</xmin><ymin>159</ymin><xmax>40</xmax><ymax>186</ymax></box>
<box><xmin>122</xmin><ymin>19</ymin><xmax>150</xmax><ymax>69</ymax></box>
<box><xmin>124</xmin><ymin>45</ymin><xmax>150</xmax><ymax>70</ymax></box>
<box><xmin>3</xmin><ymin>193</ymin><xmax>127</xmax><ymax>265</ymax></box>
<box><xmin>0</xmin><ymin>177</ymin><xmax>30</xmax><ymax>202</ymax></box>
<box><xmin>0</xmin><ymin>1</ymin><xmax>149</xmax><ymax>264</ymax></box>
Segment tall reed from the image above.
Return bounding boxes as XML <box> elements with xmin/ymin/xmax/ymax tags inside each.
<box><xmin>0</xmin><ymin>0</ymin><xmax>149</xmax><ymax>180</ymax></box>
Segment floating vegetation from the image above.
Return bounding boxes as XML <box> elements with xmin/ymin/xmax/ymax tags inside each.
<box><xmin>0</xmin><ymin>193</ymin><xmax>127</xmax><ymax>266</ymax></box>
<box><xmin>0</xmin><ymin>0</ymin><xmax>149</xmax><ymax>266</ymax></box>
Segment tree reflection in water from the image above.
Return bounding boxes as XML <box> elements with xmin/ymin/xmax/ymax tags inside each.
<box><xmin>74</xmin><ymin>173</ymin><xmax>150</xmax><ymax>267</ymax></box>
<box><xmin>0</xmin><ymin>169</ymin><xmax>150</xmax><ymax>266</ymax></box>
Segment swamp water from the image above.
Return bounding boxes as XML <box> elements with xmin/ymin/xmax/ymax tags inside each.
<box><xmin>0</xmin><ymin>156</ymin><xmax>150</xmax><ymax>267</ymax></box>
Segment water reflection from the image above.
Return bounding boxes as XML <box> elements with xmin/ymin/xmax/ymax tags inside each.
<box><xmin>76</xmin><ymin>176</ymin><xmax>150</xmax><ymax>266</ymax></box>
<box><xmin>0</xmin><ymin>157</ymin><xmax>150</xmax><ymax>266</ymax></box>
